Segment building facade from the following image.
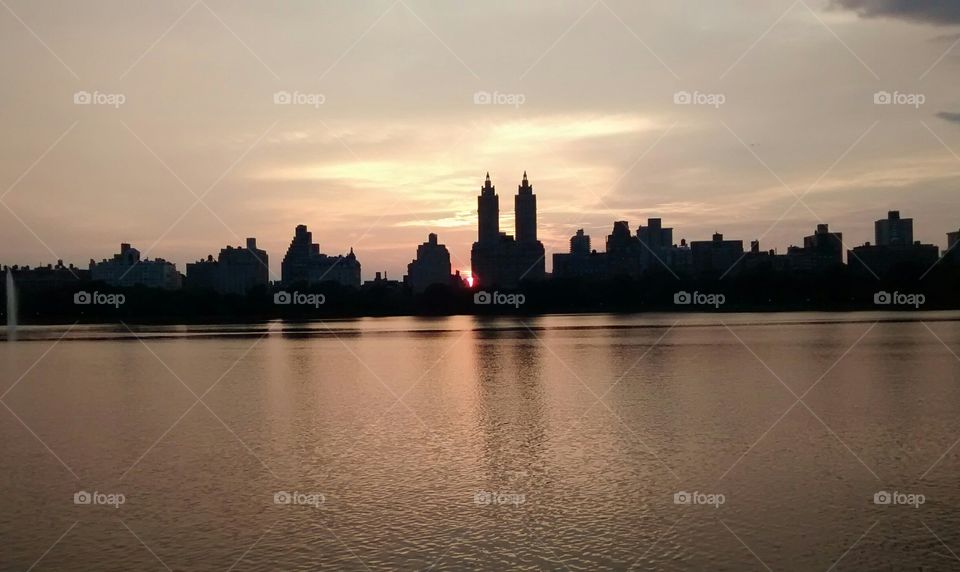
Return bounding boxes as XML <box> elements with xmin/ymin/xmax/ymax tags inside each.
<box><xmin>848</xmin><ymin>211</ymin><xmax>938</xmax><ymax>277</ymax></box>
<box><xmin>186</xmin><ymin>238</ymin><xmax>269</xmax><ymax>295</ymax></box>
<box><xmin>606</xmin><ymin>221</ymin><xmax>643</xmax><ymax>278</ymax></box>
<box><xmin>690</xmin><ymin>233</ymin><xmax>744</xmax><ymax>278</ymax></box>
<box><xmin>553</xmin><ymin>229</ymin><xmax>607</xmax><ymax>279</ymax></box>
<box><xmin>4</xmin><ymin>261</ymin><xmax>89</xmax><ymax>290</ymax></box>
<box><xmin>553</xmin><ymin>221</ymin><xmax>690</xmax><ymax>279</ymax></box>
<box><xmin>90</xmin><ymin>244</ymin><xmax>181</xmax><ymax>289</ymax></box>
<box><xmin>743</xmin><ymin>240</ymin><xmax>791</xmax><ymax>273</ymax></box>
<box><xmin>848</xmin><ymin>243</ymin><xmax>939</xmax><ymax>277</ymax></box>
<box><xmin>570</xmin><ymin>228</ymin><xmax>591</xmax><ymax>256</ymax></box>
<box><xmin>362</xmin><ymin>271</ymin><xmax>403</xmax><ymax>291</ymax></box>
<box><xmin>406</xmin><ymin>233</ymin><xmax>453</xmax><ymax>294</ymax></box>
<box><xmin>946</xmin><ymin>230</ymin><xmax>960</xmax><ymax>265</ymax></box>
<box><xmin>876</xmin><ymin>211</ymin><xmax>913</xmax><ymax>246</ymax></box>
<box><xmin>637</xmin><ymin>218</ymin><xmax>674</xmax><ymax>272</ymax></box>
<box><xmin>784</xmin><ymin>224</ymin><xmax>844</xmax><ymax>272</ymax></box>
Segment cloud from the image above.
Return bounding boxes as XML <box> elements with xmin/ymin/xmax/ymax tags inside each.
<box><xmin>936</xmin><ymin>111</ymin><xmax>960</xmax><ymax>123</ymax></box>
<box><xmin>832</xmin><ymin>0</ymin><xmax>960</xmax><ymax>25</ymax></box>
<box><xmin>482</xmin><ymin>115</ymin><xmax>660</xmax><ymax>150</ymax></box>
<box><xmin>396</xmin><ymin>210</ymin><xmax>477</xmax><ymax>229</ymax></box>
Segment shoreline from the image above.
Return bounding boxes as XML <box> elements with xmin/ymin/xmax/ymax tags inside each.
<box><xmin>4</xmin><ymin>307</ymin><xmax>960</xmax><ymax>331</ymax></box>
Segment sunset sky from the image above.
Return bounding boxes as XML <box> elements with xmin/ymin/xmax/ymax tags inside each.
<box><xmin>2</xmin><ymin>0</ymin><xmax>960</xmax><ymax>280</ymax></box>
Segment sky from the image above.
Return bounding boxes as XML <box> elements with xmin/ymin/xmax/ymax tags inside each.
<box><xmin>1</xmin><ymin>0</ymin><xmax>959</xmax><ymax>281</ymax></box>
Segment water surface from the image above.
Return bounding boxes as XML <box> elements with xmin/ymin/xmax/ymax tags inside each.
<box><xmin>2</xmin><ymin>312</ymin><xmax>960</xmax><ymax>570</ymax></box>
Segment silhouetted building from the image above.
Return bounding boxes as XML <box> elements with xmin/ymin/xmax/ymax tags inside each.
<box><xmin>690</xmin><ymin>233</ymin><xmax>744</xmax><ymax>277</ymax></box>
<box><xmin>90</xmin><ymin>244</ymin><xmax>181</xmax><ymax>289</ymax></box>
<box><xmin>515</xmin><ymin>171</ymin><xmax>538</xmax><ymax>244</ymax></box>
<box><xmin>743</xmin><ymin>240</ymin><xmax>790</xmax><ymax>273</ymax></box>
<box><xmin>849</xmin><ymin>211</ymin><xmax>938</xmax><ymax>278</ymax></box>
<box><xmin>942</xmin><ymin>229</ymin><xmax>959</xmax><ymax>263</ymax></box>
<box><xmin>553</xmin><ymin>229</ymin><xmax>606</xmax><ymax>279</ymax></box>
<box><xmin>944</xmin><ymin>230</ymin><xmax>960</xmax><ymax>265</ymax></box>
<box><xmin>668</xmin><ymin>239</ymin><xmax>693</xmax><ymax>275</ymax></box>
<box><xmin>470</xmin><ymin>173</ymin><xmax>545</xmax><ymax>288</ymax></box>
<box><xmin>187</xmin><ymin>238</ymin><xmax>268</xmax><ymax>294</ymax></box>
<box><xmin>281</xmin><ymin>225</ymin><xmax>360</xmax><ymax>287</ymax></box>
<box><xmin>606</xmin><ymin>221</ymin><xmax>642</xmax><ymax>278</ymax></box>
<box><xmin>477</xmin><ymin>172</ymin><xmax>499</xmax><ymax>244</ymax></box>
<box><xmin>186</xmin><ymin>255</ymin><xmax>218</xmax><ymax>290</ymax></box>
<box><xmin>570</xmin><ymin>228</ymin><xmax>590</xmax><ymax>255</ymax></box>
<box><xmin>406</xmin><ymin>233</ymin><xmax>452</xmax><ymax>293</ymax></box>
<box><xmin>362</xmin><ymin>271</ymin><xmax>402</xmax><ymax>291</ymax></box>
<box><xmin>876</xmin><ymin>210</ymin><xmax>913</xmax><ymax>246</ymax></box>
<box><xmin>637</xmin><ymin>218</ymin><xmax>674</xmax><ymax>272</ymax></box>
<box><xmin>3</xmin><ymin>260</ymin><xmax>89</xmax><ymax>290</ymax></box>
<box><xmin>787</xmin><ymin>224</ymin><xmax>844</xmax><ymax>272</ymax></box>
<box><xmin>554</xmin><ymin>220</ymin><xmax>689</xmax><ymax>279</ymax></box>
<box><xmin>848</xmin><ymin>242</ymin><xmax>939</xmax><ymax>278</ymax></box>
<box><xmin>554</xmin><ymin>220</ymin><xmax>690</xmax><ymax>279</ymax></box>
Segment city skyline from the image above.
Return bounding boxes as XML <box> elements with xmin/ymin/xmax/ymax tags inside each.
<box><xmin>3</xmin><ymin>1</ymin><xmax>960</xmax><ymax>280</ymax></box>
<box><xmin>3</xmin><ymin>170</ymin><xmax>957</xmax><ymax>288</ymax></box>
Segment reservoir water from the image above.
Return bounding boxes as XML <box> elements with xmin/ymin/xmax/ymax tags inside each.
<box><xmin>2</xmin><ymin>312</ymin><xmax>960</xmax><ymax>570</ymax></box>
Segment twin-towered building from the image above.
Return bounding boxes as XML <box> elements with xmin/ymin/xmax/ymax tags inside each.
<box><xmin>470</xmin><ymin>172</ymin><xmax>546</xmax><ymax>288</ymax></box>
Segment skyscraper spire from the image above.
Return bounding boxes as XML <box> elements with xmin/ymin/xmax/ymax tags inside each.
<box><xmin>482</xmin><ymin>172</ymin><xmax>495</xmax><ymax>195</ymax></box>
<box><xmin>478</xmin><ymin>172</ymin><xmax>499</xmax><ymax>243</ymax></box>
<box><xmin>516</xmin><ymin>171</ymin><xmax>537</xmax><ymax>243</ymax></box>
<box><xmin>518</xmin><ymin>171</ymin><xmax>532</xmax><ymax>194</ymax></box>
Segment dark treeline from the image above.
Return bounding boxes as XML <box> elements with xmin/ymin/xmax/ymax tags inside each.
<box><xmin>3</xmin><ymin>261</ymin><xmax>959</xmax><ymax>324</ymax></box>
